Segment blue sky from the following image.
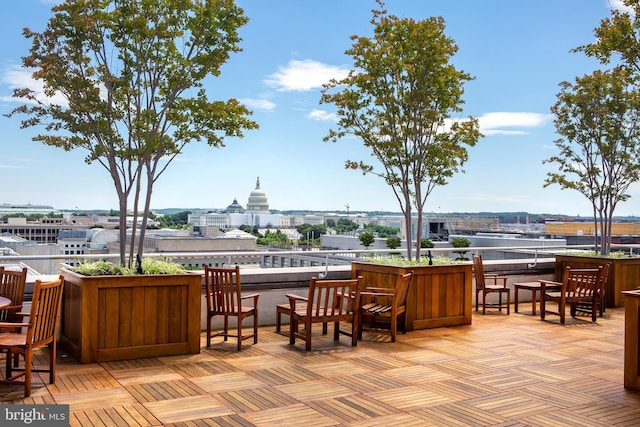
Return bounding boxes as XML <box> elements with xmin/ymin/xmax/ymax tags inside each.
<box><xmin>0</xmin><ymin>0</ymin><xmax>636</xmax><ymax>216</ymax></box>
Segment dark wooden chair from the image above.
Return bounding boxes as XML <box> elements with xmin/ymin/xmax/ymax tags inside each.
<box><xmin>0</xmin><ymin>275</ymin><xmax>64</xmax><ymax>397</ymax></box>
<box><xmin>540</xmin><ymin>263</ymin><xmax>611</xmax><ymax>324</ymax></box>
<box><xmin>204</xmin><ymin>265</ymin><xmax>259</xmax><ymax>350</ymax></box>
<box><xmin>473</xmin><ymin>254</ymin><xmax>510</xmax><ymax>314</ymax></box>
<box><xmin>0</xmin><ymin>267</ymin><xmax>28</xmax><ymax>327</ymax></box>
<box><xmin>287</xmin><ymin>277</ymin><xmax>361</xmax><ymax>351</ymax></box>
<box><xmin>358</xmin><ymin>271</ymin><xmax>413</xmax><ymax>342</ymax></box>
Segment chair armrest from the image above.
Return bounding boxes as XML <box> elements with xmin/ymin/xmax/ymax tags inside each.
<box><xmin>485</xmin><ymin>274</ymin><xmax>507</xmax><ymax>287</ymax></box>
<box><xmin>361</xmin><ymin>291</ymin><xmax>394</xmax><ymax>297</ymax></box>
<box><xmin>539</xmin><ymin>280</ymin><xmax>563</xmax><ymax>292</ymax></box>
<box><xmin>0</xmin><ymin>304</ymin><xmax>22</xmax><ymax>311</ymax></box>
<box><xmin>285</xmin><ymin>294</ymin><xmax>307</xmax><ymax>302</ymax></box>
<box><xmin>0</xmin><ymin>322</ymin><xmax>28</xmax><ymax>328</ymax></box>
<box><xmin>364</xmin><ymin>287</ymin><xmax>396</xmax><ymax>294</ymax></box>
<box><xmin>241</xmin><ymin>293</ymin><xmax>259</xmax><ymax>300</ymax></box>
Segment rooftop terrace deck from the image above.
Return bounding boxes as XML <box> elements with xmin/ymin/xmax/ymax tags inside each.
<box><xmin>1</xmin><ymin>306</ymin><xmax>639</xmax><ymax>426</ymax></box>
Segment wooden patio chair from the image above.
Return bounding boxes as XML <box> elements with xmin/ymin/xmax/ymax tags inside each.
<box><xmin>473</xmin><ymin>254</ymin><xmax>510</xmax><ymax>314</ymax></box>
<box><xmin>540</xmin><ymin>263</ymin><xmax>611</xmax><ymax>324</ymax></box>
<box><xmin>0</xmin><ymin>275</ymin><xmax>64</xmax><ymax>397</ymax></box>
<box><xmin>0</xmin><ymin>267</ymin><xmax>28</xmax><ymax>328</ymax></box>
<box><xmin>287</xmin><ymin>276</ymin><xmax>362</xmax><ymax>351</ymax></box>
<box><xmin>204</xmin><ymin>265</ymin><xmax>259</xmax><ymax>350</ymax></box>
<box><xmin>358</xmin><ymin>271</ymin><xmax>413</xmax><ymax>342</ymax></box>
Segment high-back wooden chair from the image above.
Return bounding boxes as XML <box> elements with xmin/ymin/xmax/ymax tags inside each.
<box><xmin>473</xmin><ymin>254</ymin><xmax>510</xmax><ymax>314</ymax></box>
<box><xmin>358</xmin><ymin>271</ymin><xmax>413</xmax><ymax>342</ymax></box>
<box><xmin>204</xmin><ymin>265</ymin><xmax>259</xmax><ymax>350</ymax></box>
<box><xmin>287</xmin><ymin>277</ymin><xmax>362</xmax><ymax>351</ymax></box>
<box><xmin>0</xmin><ymin>275</ymin><xmax>64</xmax><ymax>397</ymax></box>
<box><xmin>540</xmin><ymin>263</ymin><xmax>611</xmax><ymax>324</ymax></box>
<box><xmin>0</xmin><ymin>267</ymin><xmax>28</xmax><ymax>326</ymax></box>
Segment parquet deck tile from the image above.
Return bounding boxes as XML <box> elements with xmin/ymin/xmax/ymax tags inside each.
<box><xmin>381</xmin><ymin>364</ymin><xmax>453</xmax><ymax>383</ymax></box>
<box><xmin>274</xmin><ymin>378</ymin><xmax>354</xmax><ymax>401</ymax></box>
<box><xmin>420</xmin><ymin>378</ymin><xmax>496</xmax><ymax>400</ymax></box>
<box><xmin>110</xmin><ymin>366</ymin><xmax>185</xmax><ymax>386</ymax></box>
<box><xmin>2</xmin><ymin>306</ymin><xmax>640</xmax><ymax>426</ymax></box>
<box><xmin>305</xmin><ymin>394</ymin><xmax>399</xmax><ymax>423</ymax></box>
<box><xmin>330</xmin><ymin>372</ymin><xmax>409</xmax><ymax>393</ymax></box>
<box><xmin>368</xmin><ymin>384</ymin><xmax>452</xmax><ymax>410</ymax></box>
<box><xmin>143</xmin><ymin>395</ymin><xmax>234</xmax><ymax>424</ymax></box>
<box><xmin>247</xmin><ymin>365</ymin><xmax>319</xmax><ymax>385</ymax></box>
<box><xmin>170</xmin><ymin>360</ymin><xmax>239</xmax><ymax>378</ymax></box>
<box><xmin>51</xmin><ymin>370</ymin><xmax>121</xmax><ymax>393</ymax></box>
<box><xmin>431</xmin><ymin>358</ymin><xmax>494</xmax><ymax>377</ymax></box>
<box><xmin>191</xmin><ymin>372</ymin><xmax>267</xmax><ymax>394</ymax></box>
<box><xmin>410</xmin><ymin>402</ymin><xmax>508</xmax><ymax>426</ymax></box>
<box><xmin>464</xmin><ymin>392</ymin><xmax>562</xmax><ymax>419</ymax></box>
<box><xmin>127</xmin><ymin>379</ymin><xmax>207</xmax><ymax>402</ymax></box>
<box><xmin>215</xmin><ymin>386</ymin><xmax>299</xmax><ymax>413</ymax></box>
<box><xmin>349</xmin><ymin>354</ymin><xmax>417</xmax><ymax>370</ymax></box>
<box><xmin>518</xmin><ymin>383</ymin><xmax>599</xmax><ymax>407</ymax></box>
<box><xmin>239</xmin><ymin>403</ymin><xmax>338</xmax><ymax>427</ymax></box>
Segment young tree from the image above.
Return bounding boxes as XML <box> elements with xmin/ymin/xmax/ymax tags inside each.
<box><xmin>6</xmin><ymin>0</ymin><xmax>258</xmax><ymax>267</ymax></box>
<box><xmin>450</xmin><ymin>237</ymin><xmax>471</xmax><ymax>261</ymax></box>
<box><xmin>359</xmin><ymin>231</ymin><xmax>376</xmax><ymax>249</ymax></box>
<box><xmin>545</xmin><ymin>67</ymin><xmax>640</xmax><ymax>255</ymax></box>
<box><xmin>386</xmin><ymin>236</ymin><xmax>401</xmax><ymax>250</ymax></box>
<box><xmin>320</xmin><ymin>1</ymin><xmax>480</xmax><ymax>261</ymax></box>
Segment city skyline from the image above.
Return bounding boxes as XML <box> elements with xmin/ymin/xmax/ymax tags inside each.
<box><xmin>1</xmin><ymin>1</ymin><xmax>638</xmax><ymax>217</ymax></box>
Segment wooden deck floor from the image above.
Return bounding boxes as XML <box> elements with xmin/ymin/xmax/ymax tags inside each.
<box><xmin>2</xmin><ymin>306</ymin><xmax>640</xmax><ymax>426</ymax></box>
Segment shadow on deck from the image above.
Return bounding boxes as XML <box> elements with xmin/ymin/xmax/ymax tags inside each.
<box><xmin>2</xmin><ymin>306</ymin><xmax>639</xmax><ymax>426</ymax></box>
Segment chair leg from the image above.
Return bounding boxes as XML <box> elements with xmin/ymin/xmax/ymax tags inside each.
<box><xmin>275</xmin><ymin>308</ymin><xmax>282</xmax><ymax>333</ymax></box>
<box><xmin>24</xmin><ymin>349</ymin><xmax>32</xmax><ymax>398</ymax></box>
<box><xmin>482</xmin><ymin>292</ymin><xmax>487</xmax><ymax>315</ymax></box>
<box><xmin>390</xmin><ymin>317</ymin><xmax>397</xmax><ymax>342</ymax></box>
<box><xmin>475</xmin><ymin>290</ymin><xmax>479</xmax><ymax>311</ymax></box>
<box><xmin>333</xmin><ymin>321</ymin><xmax>340</xmax><ymax>341</ymax></box>
<box><xmin>289</xmin><ymin>317</ymin><xmax>297</xmax><ymax>345</ymax></box>
<box><xmin>206</xmin><ymin>316</ymin><xmax>212</xmax><ymax>347</ymax></box>
<box><xmin>49</xmin><ymin>341</ymin><xmax>56</xmax><ymax>384</ymax></box>
<box><xmin>223</xmin><ymin>316</ymin><xmax>229</xmax><ymax>342</ymax></box>
<box><xmin>506</xmin><ymin>291</ymin><xmax>510</xmax><ymax>315</ymax></box>
<box><xmin>559</xmin><ymin>301</ymin><xmax>566</xmax><ymax>324</ymax></box>
<box><xmin>305</xmin><ymin>319</ymin><xmax>312</xmax><ymax>351</ymax></box>
<box><xmin>540</xmin><ymin>296</ymin><xmax>546</xmax><ymax>320</ymax></box>
<box><xmin>253</xmin><ymin>311</ymin><xmax>259</xmax><ymax>344</ymax></box>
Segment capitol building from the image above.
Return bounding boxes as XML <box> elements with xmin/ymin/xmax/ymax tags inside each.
<box><xmin>188</xmin><ymin>178</ymin><xmax>293</xmax><ymax>231</ymax></box>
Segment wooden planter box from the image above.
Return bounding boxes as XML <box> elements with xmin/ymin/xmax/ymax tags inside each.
<box><xmin>555</xmin><ymin>254</ymin><xmax>640</xmax><ymax>308</ymax></box>
<box><xmin>60</xmin><ymin>267</ymin><xmax>202</xmax><ymax>363</ymax></box>
<box><xmin>351</xmin><ymin>261</ymin><xmax>472</xmax><ymax>330</ymax></box>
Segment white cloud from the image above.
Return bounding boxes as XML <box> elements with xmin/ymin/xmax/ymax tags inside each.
<box><xmin>478</xmin><ymin>112</ymin><xmax>552</xmax><ymax>136</ymax></box>
<box><xmin>306</xmin><ymin>109</ymin><xmax>338</xmax><ymax>121</ymax></box>
<box><xmin>239</xmin><ymin>98</ymin><xmax>276</xmax><ymax>112</ymax></box>
<box><xmin>1</xmin><ymin>65</ymin><xmax>68</xmax><ymax>107</ymax></box>
<box><xmin>264</xmin><ymin>59</ymin><xmax>350</xmax><ymax>92</ymax></box>
<box><xmin>610</xmin><ymin>0</ymin><xmax>633</xmax><ymax>13</ymax></box>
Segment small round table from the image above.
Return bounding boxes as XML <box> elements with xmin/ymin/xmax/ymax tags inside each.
<box><xmin>0</xmin><ymin>296</ymin><xmax>11</xmax><ymax>309</ymax></box>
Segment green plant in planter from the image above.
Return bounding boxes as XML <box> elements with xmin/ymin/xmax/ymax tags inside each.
<box><xmin>72</xmin><ymin>258</ymin><xmax>185</xmax><ymax>276</ymax></box>
<box><xmin>365</xmin><ymin>255</ymin><xmax>457</xmax><ymax>267</ymax></box>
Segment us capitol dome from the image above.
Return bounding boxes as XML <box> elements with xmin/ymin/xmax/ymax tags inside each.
<box><xmin>245</xmin><ymin>177</ymin><xmax>270</xmax><ymax>214</ymax></box>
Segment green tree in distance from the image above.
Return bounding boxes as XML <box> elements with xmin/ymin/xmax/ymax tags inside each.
<box><xmin>386</xmin><ymin>236</ymin><xmax>401</xmax><ymax>250</ymax></box>
<box><xmin>359</xmin><ymin>231</ymin><xmax>376</xmax><ymax>249</ymax></box>
<box><xmin>321</xmin><ymin>0</ymin><xmax>481</xmax><ymax>261</ymax></box>
<box><xmin>450</xmin><ymin>237</ymin><xmax>471</xmax><ymax>261</ymax></box>
<box><xmin>6</xmin><ymin>0</ymin><xmax>258</xmax><ymax>267</ymax></box>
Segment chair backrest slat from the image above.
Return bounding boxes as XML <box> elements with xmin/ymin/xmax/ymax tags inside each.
<box><xmin>0</xmin><ymin>267</ymin><xmax>28</xmax><ymax>322</ymax></box>
<box><xmin>204</xmin><ymin>265</ymin><xmax>242</xmax><ymax>314</ymax></box>
<box><xmin>306</xmin><ymin>277</ymin><xmax>360</xmax><ymax>320</ymax></box>
<box><xmin>27</xmin><ymin>275</ymin><xmax>64</xmax><ymax>347</ymax></box>
<box><xmin>395</xmin><ymin>271</ymin><xmax>414</xmax><ymax>308</ymax></box>
<box><xmin>472</xmin><ymin>255</ymin><xmax>486</xmax><ymax>290</ymax></box>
